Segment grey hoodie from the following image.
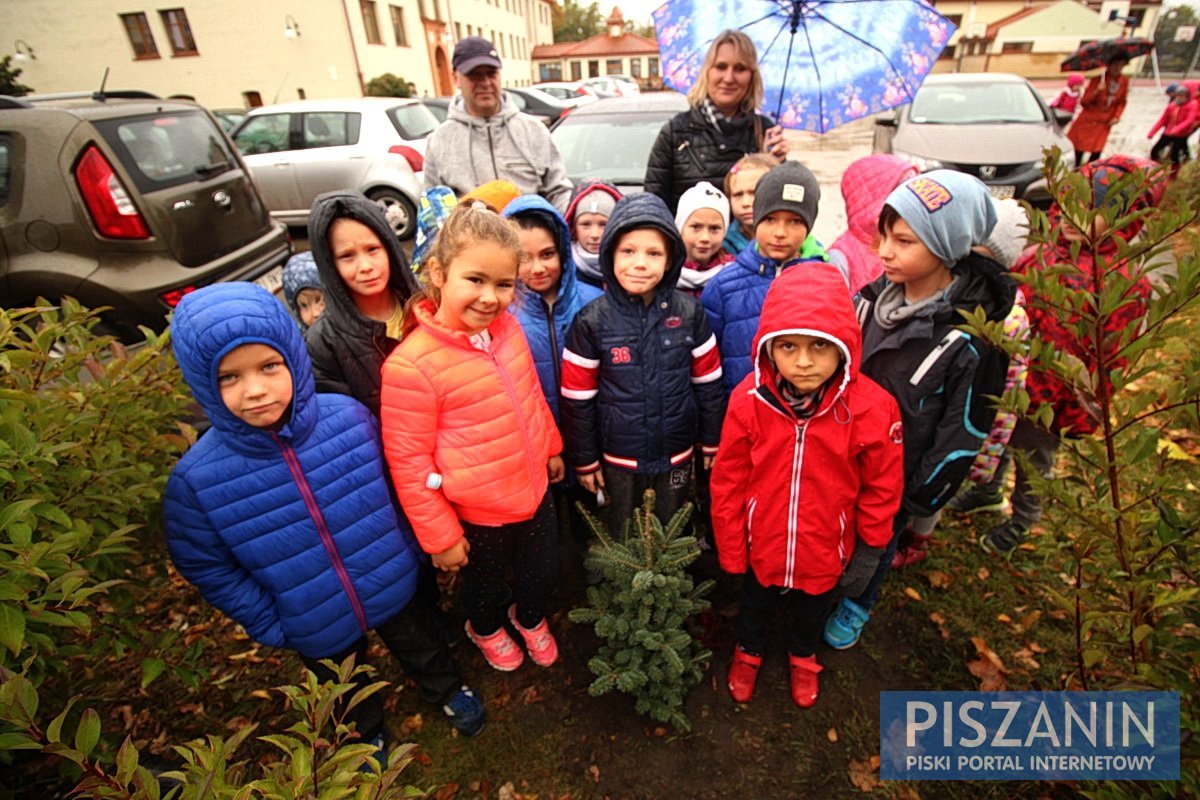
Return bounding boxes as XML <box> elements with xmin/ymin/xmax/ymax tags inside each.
<box><xmin>423</xmin><ymin>94</ymin><xmax>572</xmax><ymax>212</ymax></box>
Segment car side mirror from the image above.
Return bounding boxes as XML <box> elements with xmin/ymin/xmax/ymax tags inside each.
<box><xmin>1051</xmin><ymin>108</ymin><xmax>1073</xmax><ymax>127</ymax></box>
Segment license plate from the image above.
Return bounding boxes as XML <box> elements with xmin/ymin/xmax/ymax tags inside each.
<box><xmin>987</xmin><ymin>185</ymin><xmax>1015</xmax><ymax>200</ymax></box>
<box><xmin>254</xmin><ymin>264</ymin><xmax>284</xmax><ymax>295</ymax></box>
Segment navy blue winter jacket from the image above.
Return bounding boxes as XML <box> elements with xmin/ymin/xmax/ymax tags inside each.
<box><xmin>560</xmin><ymin>193</ymin><xmax>726</xmax><ymax>474</ymax></box>
<box><xmin>502</xmin><ymin>195</ymin><xmax>602</xmax><ymax>422</ymax></box>
<box><xmin>700</xmin><ymin>242</ymin><xmax>828</xmax><ymax>394</ymax></box>
<box><xmin>164</xmin><ymin>283</ymin><xmax>422</xmax><ymax>659</ymax></box>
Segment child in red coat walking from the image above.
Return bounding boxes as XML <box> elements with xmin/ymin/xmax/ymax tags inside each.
<box><xmin>1148</xmin><ymin>83</ymin><xmax>1197</xmax><ymax>172</ymax></box>
<box><xmin>711</xmin><ymin>263</ymin><xmax>904</xmax><ymax>708</ymax></box>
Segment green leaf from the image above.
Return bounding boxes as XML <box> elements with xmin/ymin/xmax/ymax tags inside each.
<box><xmin>74</xmin><ymin>707</ymin><xmax>100</xmax><ymax>756</ymax></box>
<box><xmin>115</xmin><ymin>736</ymin><xmax>139</xmax><ymax>785</ymax></box>
<box><xmin>46</xmin><ymin>695</ymin><xmax>80</xmax><ymax>743</ymax></box>
<box><xmin>1132</xmin><ymin>624</ymin><xmax>1154</xmax><ymax>646</ymax></box>
<box><xmin>0</xmin><ymin>603</ymin><xmax>26</xmax><ymax>656</ymax></box>
<box><xmin>139</xmin><ymin>657</ymin><xmax>166</xmax><ymax>689</ymax></box>
<box><xmin>0</xmin><ymin>731</ymin><xmax>41</xmax><ymax>750</ymax></box>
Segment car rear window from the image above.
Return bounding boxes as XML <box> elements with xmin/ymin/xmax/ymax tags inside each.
<box><xmin>387</xmin><ymin>103</ymin><xmax>439</xmax><ymax>140</ymax></box>
<box><xmin>910</xmin><ymin>82</ymin><xmax>1047</xmax><ymax>125</ymax></box>
<box><xmin>94</xmin><ymin>111</ymin><xmax>239</xmax><ymax>193</ymax></box>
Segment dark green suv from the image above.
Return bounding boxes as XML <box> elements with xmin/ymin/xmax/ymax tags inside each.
<box><xmin>0</xmin><ymin>93</ymin><xmax>290</xmax><ymax>339</ymax></box>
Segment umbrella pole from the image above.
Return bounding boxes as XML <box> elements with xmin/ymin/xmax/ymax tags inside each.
<box><xmin>773</xmin><ymin>3</ymin><xmax>804</xmax><ymax>128</ymax></box>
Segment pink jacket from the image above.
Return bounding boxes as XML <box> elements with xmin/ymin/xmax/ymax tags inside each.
<box><xmin>827</xmin><ymin>155</ymin><xmax>919</xmax><ymax>295</ymax></box>
<box><xmin>1148</xmin><ymin>97</ymin><xmax>1198</xmax><ymax>139</ymax></box>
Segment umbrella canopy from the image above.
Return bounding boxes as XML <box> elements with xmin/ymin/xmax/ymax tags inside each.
<box><xmin>1060</xmin><ymin>37</ymin><xmax>1154</xmax><ymax>72</ymax></box>
<box><xmin>652</xmin><ymin>0</ymin><xmax>956</xmax><ymax>133</ymax></box>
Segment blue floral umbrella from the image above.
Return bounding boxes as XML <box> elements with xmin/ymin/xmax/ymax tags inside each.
<box><xmin>653</xmin><ymin>0</ymin><xmax>956</xmax><ymax>133</ymax></box>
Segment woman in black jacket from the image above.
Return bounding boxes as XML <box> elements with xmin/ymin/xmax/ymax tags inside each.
<box><xmin>643</xmin><ymin>29</ymin><xmax>789</xmax><ymax>214</ymax></box>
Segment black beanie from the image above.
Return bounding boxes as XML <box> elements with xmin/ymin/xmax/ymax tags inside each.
<box><xmin>753</xmin><ymin>160</ymin><xmax>821</xmax><ymax>232</ymax></box>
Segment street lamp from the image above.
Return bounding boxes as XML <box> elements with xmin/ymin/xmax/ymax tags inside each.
<box><xmin>284</xmin><ymin>15</ymin><xmax>301</xmax><ymax>39</ymax></box>
<box><xmin>13</xmin><ymin>39</ymin><xmax>35</xmax><ymax>61</ymax></box>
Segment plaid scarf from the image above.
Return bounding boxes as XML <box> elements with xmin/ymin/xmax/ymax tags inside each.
<box><xmin>776</xmin><ymin>377</ymin><xmax>828</xmax><ymax>419</ymax></box>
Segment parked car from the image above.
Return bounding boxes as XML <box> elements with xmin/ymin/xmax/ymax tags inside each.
<box><xmin>873</xmin><ymin>73</ymin><xmax>1074</xmax><ymax>205</ymax></box>
<box><xmin>211</xmin><ymin>108</ymin><xmax>246</xmax><ymax>132</ymax></box>
<box><xmin>420</xmin><ymin>96</ymin><xmax>451</xmax><ymax>123</ymax></box>
<box><xmin>229</xmin><ymin>97</ymin><xmax>439</xmax><ymax>238</ymax></box>
<box><xmin>531</xmin><ymin>81</ymin><xmax>595</xmax><ymax>101</ymax></box>
<box><xmin>0</xmin><ymin>92</ymin><xmax>290</xmax><ymax>340</ymax></box>
<box><xmin>579</xmin><ymin>76</ymin><xmax>641</xmax><ymax>98</ymax></box>
<box><xmin>550</xmin><ymin>92</ymin><xmax>689</xmax><ymax>194</ymax></box>
<box><xmin>508</xmin><ymin>86</ymin><xmax>591</xmax><ymax>126</ymax></box>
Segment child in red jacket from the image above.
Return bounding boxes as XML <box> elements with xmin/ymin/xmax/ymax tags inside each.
<box><xmin>1148</xmin><ymin>83</ymin><xmax>1197</xmax><ymax>171</ymax></box>
<box><xmin>711</xmin><ymin>263</ymin><xmax>904</xmax><ymax>708</ymax></box>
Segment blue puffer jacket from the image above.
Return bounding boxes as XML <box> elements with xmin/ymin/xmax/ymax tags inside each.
<box><xmin>560</xmin><ymin>193</ymin><xmax>725</xmax><ymax>474</ymax></box>
<box><xmin>164</xmin><ymin>283</ymin><xmax>422</xmax><ymax>659</ymax></box>
<box><xmin>701</xmin><ymin>242</ymin><xmax>828</xmax><ymax>395</ymax></box>
<box><xmin>503</xmin><ymin>195</ymin><xmax>602</xmax><ymax>422</ymax></box>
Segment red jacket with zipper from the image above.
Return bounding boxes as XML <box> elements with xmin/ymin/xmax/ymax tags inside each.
<box><xmin>711</xmin><ymin>264</ymin><xmax>904</xmax><ymax>593</ymax></box>
<box><xmin>380</xmin><ymin>300</ymin><xmax>562</xmax><ymax>555</ymax></box>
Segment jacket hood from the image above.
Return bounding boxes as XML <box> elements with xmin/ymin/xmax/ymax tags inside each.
<box><xmin>599</xmin><ymin>193</ymin><xmax>686</xmax><ymax>306</ymax></box>
<box><xmin>564</xmin><ymin>180</ymin><xmax>622</xmax><ymax>227</ymax></box>
<box><xmin>447</xmin><ymin>92</ymin><xmax>521</xmax><ymax>126</ymax></box>
<box><xmin>503</xmin><ymin>194</ymin><xmax>579</xmax><ymax>306</ymax></box>
<box><xmin>282</xmin><ymin>252</ymin><xmax>321</xmax><ymax>323</ymax></box>
<box><xmin>1048</xmin><ymin>155</ymin><xmax>1165</xmax><ymax>249</ymax></box>
<box><xmin>307</xmin><ymin>191</ymin><xmax>419</xmax><ymax>335</ymax></box>
<box><xmin>842</xmin><ymin>155</ymin><xmax>919</xmax><ymax>244</ymax></box>
<box><xmin>172</xmin><ymin>283</ymin><xmax>317</xmax><ymax>449</ymax></box>
<box><xmin>752</xmin><ymin>262</ymin><xmax>860</xmax><ymax>410</ymax></box>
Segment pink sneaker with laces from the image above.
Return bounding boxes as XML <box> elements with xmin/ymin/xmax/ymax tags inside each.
<box><xmin>507</xmin><ymin>605</ymin><xmax>559</xmax><ymax>667</ymax></box>
<box><xmin>465</xmin><ymin>620</ymin><xmax>524</xmax><ymax>671</ymax></box>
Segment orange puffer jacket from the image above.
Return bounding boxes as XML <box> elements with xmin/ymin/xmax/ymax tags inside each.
<box><xmin>380</xmin><ymin>300</ymin><xmax>562</xmax><ymax>555</ymax></box>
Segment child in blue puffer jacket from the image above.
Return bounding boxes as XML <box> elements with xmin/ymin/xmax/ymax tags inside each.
<box><xmin>164</xmin><ymin>283</ymin><xmax>485</xmax><ymax>747</ymax></box>
<box><xmin>701</xmin><ymin>160</ymin><xmax>843</xmax><ymax>395</ymax></box>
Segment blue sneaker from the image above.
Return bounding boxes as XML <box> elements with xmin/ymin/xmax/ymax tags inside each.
<box><xmin>442</xmin><ymin>686</ymin><xmax>486</xmax><ymax>736</ymax></box>
<box><xmin>823</xmin><ymin>598</ymin><xmax>870</xmax><ymax>650</ymax></box>
<box><xmin>360</xmin><ymin>732</ymin><xmax>387</xmax><ymax>773</ymax></box>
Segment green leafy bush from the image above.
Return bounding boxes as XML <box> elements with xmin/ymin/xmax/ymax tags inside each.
<box><xmin>365</xmin><ymin>73</ymin><xmax>413</xmax><ymax>98</ymax></box>
<box><xmin>569</xmin><ymin>491</ymin><xmax>713</xmax><ymax>732</ymax></box>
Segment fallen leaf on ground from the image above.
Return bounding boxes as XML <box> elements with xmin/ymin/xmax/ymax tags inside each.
<box><xmin>248</xmin><ymin>689</ymin><xmax>272</xmax><ymax>700</ymax></box>
<box><xmin>968</xmin><ymin>636</ymin><xmax>1009</xmax><ymax>691</ymax></box>
<box><xmin>924</xmin><ymin>570</ymin><xmax>952</xmax><ymax>589</ymax></box>
<box><xmin>223</xmin><ymin>716</ymin><xmax>252</xmax><ymax>731</ymax></box>
<box><xmin>997</xmin><ymin>613</ymin><xmax>1012</xmax><ymax>623</ymax></box>
<box><xmin>903</xmin><ymin>587</ymin><xmax>923</xmax><ymax>602</ymax></box>
<box><xmin>827</xmin><ymin>727</ymin><xmax>838</xmax><ymax>742</ymax></box>
<box><xmin>398</xmin><ymin>714</ymin><xmax>424</xmax><ymax>736</ymax></box>
<box><xmin>928</xmin><ymin>612</ymin><xmax>950</xmax><ymax>640</ymax></box>
<box><xmin>588</xmin><ymin>765</ymin><xmax>601</xmax><ymax>783</ymax></box>
<box><xmin>848</xmin><ymin>756</ymin><xmax>882</xmax><ymax>792</ymax></box>
<box><xmin>1027</xmin><ymin>640</ymin><xmax>1046</xmax><ymax>654</ymax></box>
<box><xmin>1019</xmin><ymin>610</ymin><xmax>1042</xmax><ymax>631</ymax></box>
<box><xmin>521</xmin><ymin>685</ymin><xmax>544</xmax><ymax>705</ymax></box>
<box><xmin>977</xmin><ymin>566</ymin><xmax>990</xmax><ymax>581</ymax></box>
<box><xmin>1012</xmin><ymin>648</ymin><xmax>1041</xmax><ymax>670</ymax></box>
<box><xmin>431</xmin><ymin>783</ymin><xmax>459</xmax><ymax>800</ymax></box>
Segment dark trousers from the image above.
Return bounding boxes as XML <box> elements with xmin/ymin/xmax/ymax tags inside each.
<box><xmin>853</xmin><ymin>513</ymin><xmax>909</xmax><ymax>612</ymax></box>
<box><xmin>979</xmin><ymin>418</ymin><xmax>1059</xmax><ymax>529</ymax></box>
<box><xmin>301</xmin><ymin>585</ymin><xmax>462</xmax><ymax>741</ymax></box>
<box><xmin>736</xmin><ymin>568</ymin><xmax>836</xmax><ymax>658</ymax></box>
<box><xmin>604</xmin><ymin>460</ymin><xmax>693</xmax><ymax>535</ymax></box>
<box><xmin>460</xmin><ymin>491</ymin><xmax>558</xmax><ymax>635</ymax></box>
<box><xmin>1152</xmin><ymin>135</ymin><xmax>1191</xmax><ymax>166</ymax></box>
<box><xmin>1075</xmin><ymin>149</ymin><xmax>1104</xmax><ymax>165</ymax></box>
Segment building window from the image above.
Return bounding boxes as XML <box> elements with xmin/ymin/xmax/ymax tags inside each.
<box><xmin>120</xmin><ymin>12</ymin><xmax>159</xmax><ymax>59</ymax></box>
<box><xmin>648</xmin><ymin>57</ymin><xmax>659</xmax><ymax>78</ymax></box>
<box><xmin>455</xmin><ymin>22</ymin><xmax>461</xmax><ymax>40</ymax></box>
<box><xmin>361</xmin><ymin>1</ymin><xmax>382</xmax><ymax>44</ymax></box>
<box><xmin>159</xmin><ymin>9</ymin><xmax>198</xmax><ymax>56</ymax></box>
<box><xmin>390</xmin><ymin>6</ymin><xmax>408</xmax><ymax>46</ymax></box>
<box><xmin>606</xmin><ymin>58</ymin><xmax>622</xmax><ymax>75</ymax></box>
<box><xmin>570</xmin><ymin>60</ymin><xmax>582</xmax><ymax>81</ymax></box>
<box><xmin>539</xmin><ymin>62</ymin><xmax>562</xmax><ymax>81</ymax></box>
<box><xmin>588</xmin><ymin>59</ymin><xmax>599</xmax><ymax>77</ymax></box>
<box><xmin>630</xmin><ymin>57</ymin><xmax>641</xmax><ymax>78</ymax></box>
<box><xmin>499</xmin><ymin>37</ymin><xmax>506</xmax><ymax>57</ymax></box>
<box><xmin>243</xmin><ymin>90</ymin><xmax>263</xmax><ymax>108</ymax></box>
<box><xmin>939</xmin><ymin>44</ymin><xmax>956</xmax><ymax>60</ymax></box>
<box><xmin>943</xmin><ymin>14</ymin><xmax>962</xmax><ymax>28</ymax></box>
<box><xmin>1000</xmin><ymin>41</ymin><xmax>1033</xmax><ymax>54</ymax></box>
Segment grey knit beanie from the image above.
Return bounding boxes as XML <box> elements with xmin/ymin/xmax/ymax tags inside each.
<box><xmin>753</xmin><ymin>160</ymin><xmax>821</xmax><ymax>231</ymax></box>
<box><xmin>884</xmin><ymin>170</ymin><xmax>996</xmax><ymax>267</ymax></box>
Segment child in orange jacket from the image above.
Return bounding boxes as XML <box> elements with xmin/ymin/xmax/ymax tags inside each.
<box><xmin>381</xmin><ymin>205</ymin><xmax>565</xmax><ymax>674</ymax></box>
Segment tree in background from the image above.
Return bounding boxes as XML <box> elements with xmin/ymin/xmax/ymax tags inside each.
<box><xmin>0</xmin><ymin>55</ymin><xmax>33</xmax><ymax>96</ymax></box>
<box><xmin>553</xmin><ymin>0</ymin><xmax>603</xmax><ymax>42</ymax></box>
<box><xmin>365</xmin><ymin>73</ymin><xmax>412</xmax><ymax>98</ymax></box>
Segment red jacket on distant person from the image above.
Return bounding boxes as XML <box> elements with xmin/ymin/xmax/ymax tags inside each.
<box><xmin>1067</xmin><ymin>73</ymin><xmax>1129</xmax><ymax>154</ymax></box>
<box><xmin>711</xmin><ymin>263</ymin><xmax>904</xmax><ymax>594</ymax></box>
<box><xmin>1147</xmin><ymin>93</ymin><xmax>1198</xmax><ymax>138</ymax></box>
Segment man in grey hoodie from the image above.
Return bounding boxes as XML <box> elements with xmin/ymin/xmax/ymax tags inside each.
<box><xmin>423</xmin><ymin>36</ymin><xmax>573</xmax><ymax>212</ymax></box>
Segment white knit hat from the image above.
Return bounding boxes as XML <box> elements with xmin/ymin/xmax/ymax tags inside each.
<box><xmin>674</xmin><ymin>181</ymin><xmax>730</xmax><ymax>231</ymax></box>
<box><xmin>981</xmin><ymin>197</ymin><xmax>1029</xmax><ymax>268</ymax></box>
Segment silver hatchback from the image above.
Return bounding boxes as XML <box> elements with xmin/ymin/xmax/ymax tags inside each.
<box><xmin>231</xmin><ymin>97</ymin><xmax>439</xmax><ymax>239</ymax></box>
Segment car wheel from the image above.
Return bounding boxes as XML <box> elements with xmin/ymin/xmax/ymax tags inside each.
<box><xmin>368</xmin><ymin>189</ymin><xmax>416</xmax><ymax>240</ymax></box>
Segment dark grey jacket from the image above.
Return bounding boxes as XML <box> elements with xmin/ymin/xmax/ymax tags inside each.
<box><xmin>304</xmin><ymin>191</ymin><xmax>419</xmax><ymax>416</ymax></box>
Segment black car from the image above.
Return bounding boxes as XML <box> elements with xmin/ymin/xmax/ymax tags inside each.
<box><xmin>550</xmin><ymin>92</ymin><xmax>690</xmax><ymax>194</ymax></box>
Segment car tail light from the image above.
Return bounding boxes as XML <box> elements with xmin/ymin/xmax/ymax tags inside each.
<box><xmin>74</xmin><ymin>145</ymin><xmax>150</xmax><ymax>239</ymax></box>
<box><xmin>160</xmin><ymin>285</ymin><xmax>197</xmax><ymax>308</ymax></box>
<box><xmin>559</xmin><ymin>107</ymin><xmax>573</xmax><ymax>121</ymax></box>
<box><xmin>388</xmin><ymin>145</ymin><xmax>424</xmax><ymax>173</ymax></box>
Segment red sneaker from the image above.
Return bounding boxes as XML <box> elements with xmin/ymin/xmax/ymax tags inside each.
<box><xmin>788</xmin><ymin>654</ymin><xmax>822</xmax><ymax>708</ymax></box>
<box><xmin>465</xmin><ymin>621</ymin><xmax>524</xmax><ymax>672</ymax></box>
<box><xmin>507</xmin><ymin>605</ymin><xmax>558</xmax><ymax>667</ymax></box>
<box><xmin>727</xmin><ymin>646</ymin><xmax>762</xmax><ymax>704</ymax></box>
<box><xmin>891</xmin><ymin>531</ymin><xmax>932</xmax><ymax>569</ymax></box>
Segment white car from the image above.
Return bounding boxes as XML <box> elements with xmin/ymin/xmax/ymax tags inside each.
<box><xmin>579</xmin><ymin>76</ymin><xmax>641</xmax><ymax>98</ymax></box>
<box><xmin>531</xmin><ymin>81</ymin><xmax>595</xmax><ymax>101</ymax></box>
<box><xmin>230</xmin><ymin>97</ymin><xmax>438</xmax><ymax>238</ymax></box>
